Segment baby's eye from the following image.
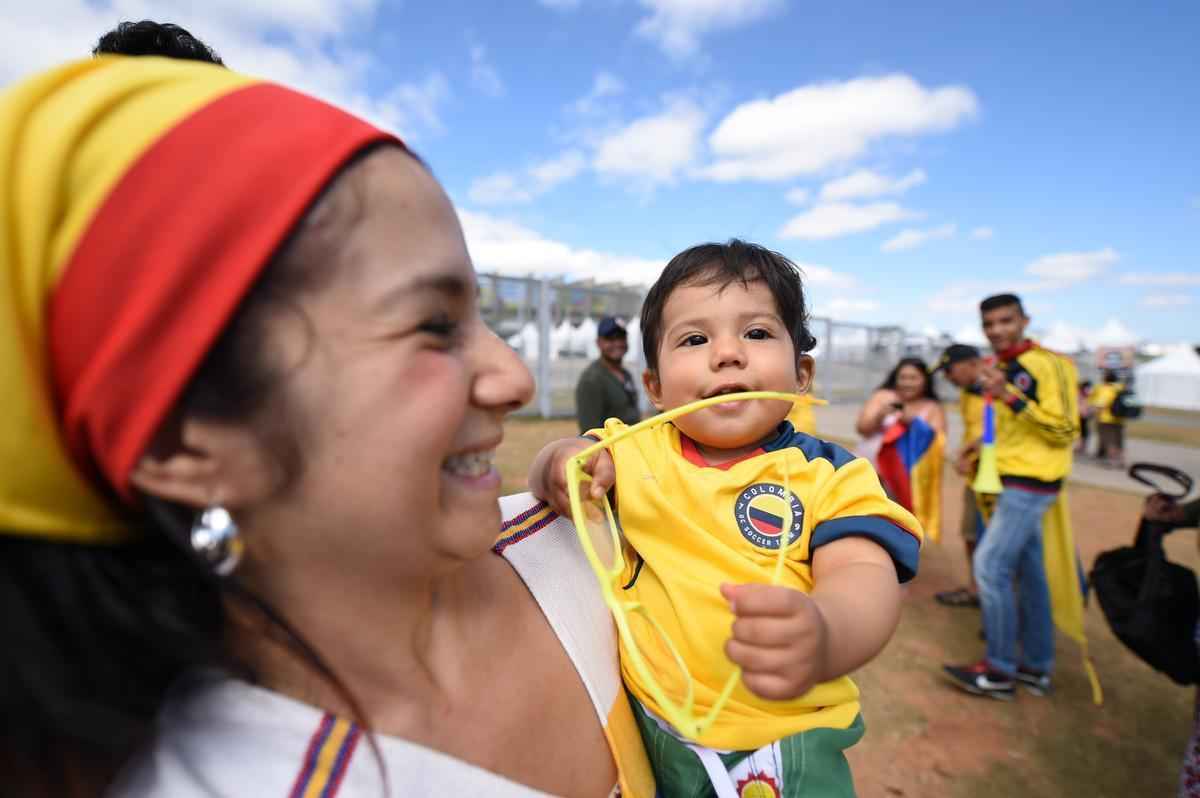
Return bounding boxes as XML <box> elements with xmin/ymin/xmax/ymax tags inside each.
<box><xmin>745</xmin><ymin>328</ymin><xmax>772</xmax><ymax>340</ymax></box>
<box><xmin>681</xmin><ymin>334</ymin><xmax>707</xmax><ymax>347</ymax></box>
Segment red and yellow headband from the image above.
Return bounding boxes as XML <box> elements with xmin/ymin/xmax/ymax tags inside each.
<box><xmin>0</xmin><ymin>56</ymin><xmax>397</xmax><ymax>543</ymax></box>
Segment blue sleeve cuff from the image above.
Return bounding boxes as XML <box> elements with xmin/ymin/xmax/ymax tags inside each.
<box><xmin>810</xmin><ymin>515</ymin><xmax>921</xmax><ymax>582</ymax></box>
<box><xmin>1004</xmin><ymin>391</ymin><xmax>1027</xmax><ymax>414</ymax></box>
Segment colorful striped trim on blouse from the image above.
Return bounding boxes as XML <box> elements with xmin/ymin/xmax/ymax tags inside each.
<box><xmin>289</xmin><ymin>713</ymin><xmax>363</xmax><ymax>798</ymax></box>
<box><xmin>493</xmin><ymin>500</ymin><xmax>558</xmax><ymax>554</ymax></box>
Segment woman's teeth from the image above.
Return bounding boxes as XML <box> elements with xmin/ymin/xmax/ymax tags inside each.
<box><xmin>443</xmin><ymin>450</ymin><xmax>496</xmax><ymax>478</ymax></box>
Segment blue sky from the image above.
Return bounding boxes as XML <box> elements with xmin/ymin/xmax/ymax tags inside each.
<box><xmin>4</xmin><ymin>1</ymin><xmax>1198</xmax><ymax>346</ymax></box>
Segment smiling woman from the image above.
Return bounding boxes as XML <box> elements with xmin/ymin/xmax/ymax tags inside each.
<box><xmin>0</xmin><ymin>56</ymin><xmax>649</xmax><ymax>797</ymax></box>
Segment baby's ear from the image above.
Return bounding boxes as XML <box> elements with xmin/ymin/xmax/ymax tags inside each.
<box><xmin>642</xmin><ymin>369</ymin><xmax>665</xmax><ymax>411</ymax></box>
<box><xmin>795</xmin><ymin>354</ymin><xmax>815</xmax><ymax>392</ymax></box>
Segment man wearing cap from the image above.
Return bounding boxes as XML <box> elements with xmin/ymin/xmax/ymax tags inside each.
<box><xmin>575</xmin><ymin>316</ymin><xmax>640</xmax><ymax>433</ymax></box>
<box><xmin>932</xmin><ymin>344</ymin><xmax>986</xmax><ymax>608</ymax></box>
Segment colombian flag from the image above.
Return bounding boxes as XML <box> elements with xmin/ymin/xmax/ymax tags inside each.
<box><xmin>873</xmin><ymin>418</ymin><xmax>944</xmax><ymax>542</ymax></box>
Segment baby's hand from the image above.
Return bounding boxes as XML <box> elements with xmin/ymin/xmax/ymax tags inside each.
<box><xmin>528</xmin><ymin>438</ymin><xmax>616</xmax><ymax>519</ymax></box>
<box><xmin>720</xmin><ymin>583</ymin><xmax>829</xmax><ymax>701</ymax></box>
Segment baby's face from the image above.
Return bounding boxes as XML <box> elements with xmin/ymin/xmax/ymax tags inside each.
<box><xmin>646</xmin><ymin>279</ymin><xmax>803</xmax><ymax>451</ymax></box>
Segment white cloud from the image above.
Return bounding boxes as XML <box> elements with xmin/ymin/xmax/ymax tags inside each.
<box><xmin>570</xmin><ymin>70</ymin><xmax>625</xmax><ymax>115</ymax></box>
<box><xmin>702</xmin><ymin>74</ymin><xmax>978</xmax><ymax>182</ymax></box>
<box><xmin>1141</xmin><ymin>294</ymin><xmax>1194</xmax><ymax>308</ymax></box>
<box><xmin>469</xmin><ymin>43</ymin><xmax>505</xmax><ymax>98</ymax></box>
<box><xmin>881</xmin><ymin>223</ymin><xmax>956</xmax><ymax>253</ymax></box>
<box><xmin>926</xmin><ymin>279</ymin><xmax>1046</xmax><ymax>316</ymax></box>
<box><xmin>459</xmin><ymin>210</ymin><xmax>664</xmax><ymax>285</ymax></box>
<box><xmin>0</xmin><ymin>2</ymin><xmax>453</xmax><ymax>141</ymax></box>
<box><xmin>376</xmin><ymin>72</ymin><xmax>451</xmax><ymax>136</ymax></box>
<box><xmin>1119</xmin><ymin>272</ymin><xmax>1200</xmax><ymax>286</ymax></box>
<box><xmin>468</xmin><ymin>150</ymin><xmax>586</xmax><ymax>205</ymax></box>
<box><xmin>634</xmin><ymin>0</ymin><xmax>784</xmax><ymax>59</ymax></box>
<box><xmin>952</xmin><ymin>324</ymin><xmax>989</xmax><ymax>347</ymax></box>
<box><xmin>969</xmin><ymin>226</ymin><xmax>994</xmax><ymax>240</ymax></box>
<box><xmin>784</xmin><ymin>187</ymin><xmax>810</xmax><ymax>205</ymax></box>
<box><xmin>819</xmin><ymin>168</ymin><xmax>926</xmax><ymax>201</ymax></box>
<box><xmin>779</xmin><ymin>202</ymin><xmax>919</xmax><ymax>240</ymax></box>
<box><xmin>593</xmin><ymin>98</ymin><xmax>706</xmax><ymax>186</ymax></box>
<box><xmin>795</xmin><ymin>262</ymin><xmax>859</xmax><ymax>290</ymax></box>
<box><xmin>1025</xmin><ymin>247</ymin><xmax>1118</xmax><ymax>283</ymax></box>
<box><xmin>820</xmin><ymin>298</ymin><xmax>882</xmax><ymax>321</ymax></box>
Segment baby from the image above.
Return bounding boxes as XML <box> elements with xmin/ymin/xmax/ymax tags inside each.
<box><xmin>531</xmin><ymin>240</ymin><xmax>922</xmax><ymax>797</ymax></box>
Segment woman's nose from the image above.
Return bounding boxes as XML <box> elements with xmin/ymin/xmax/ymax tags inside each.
<box><xmin>472</xmin><ymin>323</ymin><xmax>535</xmax><ymax>413</ymax></box>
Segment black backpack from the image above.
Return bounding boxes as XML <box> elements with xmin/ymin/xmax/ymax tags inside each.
<box><xmin>1091</xmin><ymin>464</ymin><xmax>1198</xmax><ymax>685</ymax></box>
<box><xmin>1111</xmin><ymin>387</ymin><xmax>1143</xmax><ymax>419</ymax></box>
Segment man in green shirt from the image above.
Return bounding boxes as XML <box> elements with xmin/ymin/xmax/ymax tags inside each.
<box><xmin>576</xmin><ymin>316</ymin><xmax>640</xmax><ymax>432</ymax></box>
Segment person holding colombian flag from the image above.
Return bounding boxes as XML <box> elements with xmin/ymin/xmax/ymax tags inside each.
<box><xmin>943</xmin><ymin>294</ymin><xmax>1099</xmax><ymax>703</ymax></box>
<box><xmin>856</xmin><ymin>358</ymin><xmax>946</xmax><ymax>542</ymax></box>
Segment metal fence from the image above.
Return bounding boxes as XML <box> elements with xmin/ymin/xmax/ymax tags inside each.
<box><xmin>481</xmin><ymin>273</ymin><xmax>947</xmax><ymax>419</ymax></box>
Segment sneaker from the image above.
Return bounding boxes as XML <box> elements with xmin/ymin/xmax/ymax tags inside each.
<box><xmin>1016</xmin><ymin>666</ymin><xmax>1052</xmax><ymax>696</ymax></box>
<box><xmin>942</xmin><ymin>660</ymin><xmax>1016</xmax><ymax>700</ymax></box>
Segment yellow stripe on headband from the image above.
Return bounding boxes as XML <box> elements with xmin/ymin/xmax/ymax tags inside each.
<box><xmin>0</xmin><ymin>57</ymin><xmax>255</xmax><ymax>542</ymax></box>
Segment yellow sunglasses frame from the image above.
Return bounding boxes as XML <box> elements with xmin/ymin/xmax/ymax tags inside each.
<box><xmin>565</xmin><ymin>390</ymin><xmax>820</xmax><ymax>740</ymax></box>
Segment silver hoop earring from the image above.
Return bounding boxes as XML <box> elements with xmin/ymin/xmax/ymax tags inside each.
<box><xmin>190</xmin><ymin>505</ymin><xmax>244</xmax><ymax>577</ymax></box>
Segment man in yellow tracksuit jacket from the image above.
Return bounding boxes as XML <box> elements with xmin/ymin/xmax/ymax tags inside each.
<box><xmin>944</xmin><ymin>294</ymin><xmax>1079</xmax><ymax>700</ymax></box>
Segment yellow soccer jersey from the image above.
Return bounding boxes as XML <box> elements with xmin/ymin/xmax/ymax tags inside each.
<box><xmin>591</xmin><ymin>418</ymin><xmax>923</xmax><ymax>751</ymax></box>
<box><xmin>994</xmin><ymin>343</ymin><xmax>1080</xmax><ymax>487</ymax></box>
<box><xmin>1089</xmin><ymin>382</ymin><xmax>1125</xmax><ymax>425</ymax></box>
<box><xmin>960</xmin><ymin>384</ymin><xmax>985</xmax><ymax>448</ymax></box>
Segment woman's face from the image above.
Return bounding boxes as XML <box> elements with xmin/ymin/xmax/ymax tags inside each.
<box><xmin>240</xmin><ymin>149</ymin><xmax>534</xmax><ymax>579</ymax></box>
<box><xmin>894</xmin><ymin>364</ymin><xmax>928</xmax><ymax>402</ymax></box>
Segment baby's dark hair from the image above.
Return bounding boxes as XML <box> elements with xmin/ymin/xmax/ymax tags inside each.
<box><xmin>640</xmin><ymin>239</ymin><xmax>816</xmax><ymax>372</ymax></box>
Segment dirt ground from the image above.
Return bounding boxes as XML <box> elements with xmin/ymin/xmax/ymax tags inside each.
<box><xmin>497</xmin><ymin>419</ymin><xmax>1199</xmax><ymax>798</ymax></box>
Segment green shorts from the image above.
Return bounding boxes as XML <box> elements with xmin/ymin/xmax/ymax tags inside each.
<box><xmin>631</xmin><ymin>697</ymin><xmax>864</xmax><ymax>798</ymax></box>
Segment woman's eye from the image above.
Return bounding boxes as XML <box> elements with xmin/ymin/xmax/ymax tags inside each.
<box><xmin>746</xmin><ymin>328</ymin><xmax>771</xmax><ymax>340</ymax></box>
<box><xmin>682</xmin><ymin>334</ymin><xmax>707</xmax><ymax>347</ymax></box>
<box><xmin>419</xmin><ymin>314</ymin><xmax>459</xmax><ymax>340</ymax></box>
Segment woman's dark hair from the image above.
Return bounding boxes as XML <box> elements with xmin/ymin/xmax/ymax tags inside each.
<box><xmin>0</xmin><ymin>143</ymin><xmax>399</xmax><ymax>796</ymax></box>
<box><xmin>93</xmin><ymin>20</ymin><xmax>224</xmax><ymax>65</ymax></box>
<box><xmin>640</xmin><ymin>239</ymin><xmax>817</xmax><ymax>372</ymax></box>
<box><xmin>879</xmin><ymin>357</ymin><xmax>939</xmax><ymax>401</ymax></box>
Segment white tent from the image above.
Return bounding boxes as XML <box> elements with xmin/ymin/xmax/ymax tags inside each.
<box><xmin>625</xmin><ymin>318</ymin><xmax>643</xmax><ymax>368</ymax></box>
<box><xmin>571</xmin><ymin>317</ymin><xmax>598</xmax><ymax>358</ymax></box>
<box><xmin>1135</xmin><ymin>344</ymin><xmax>1200</xmax><ymax>411</ymax></box>
<box><xmin>552</xmin><ymin>319</ymin><xmax>573</xmax><ymax>357</ymax></box>
<box><xmin>507</xmin><ymin>321</ymin><xmax>559</xmax><ymax>362</ymax></box>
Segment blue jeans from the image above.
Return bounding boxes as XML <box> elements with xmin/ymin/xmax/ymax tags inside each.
<box><xmin>973</xmin><ymin>486</ymin><xmax>1058</xmax><ymax>675</ymax></box>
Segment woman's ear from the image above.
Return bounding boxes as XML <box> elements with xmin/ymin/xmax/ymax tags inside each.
<box><xmin>795</xmin><ymin>354</ymin><xmax>815</xmax><ymax>393</ymax></box>
<box><xmin>129</xmin><ymin>415</ymin><xmax>280</xmax><ymax>510</ymax></box>
<box><xmin>642</xmin><ymin>369</ymin><xmax>666</xmax><ymax>411</ymax></box>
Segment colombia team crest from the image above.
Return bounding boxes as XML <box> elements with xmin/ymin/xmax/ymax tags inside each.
<box><xmin>733</xmin><ymin>483</ymin><xmax>804</xmax><ymax>550</ymax></box>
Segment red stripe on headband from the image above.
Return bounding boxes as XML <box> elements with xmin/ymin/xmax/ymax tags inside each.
<box><xmin>49</xmin><ymin>83</ymin><xmax>397</xmax><ymax>499</ymax></box>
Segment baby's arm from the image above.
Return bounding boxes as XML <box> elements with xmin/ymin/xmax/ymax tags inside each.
<box><xmin>722</xmin><ymin>537</ymin><xmax>901</xmax><ymax>700</ymax></box>
<box><xmin>528</xmin><ymin>437</ymin><xmax>616</xmax><ymax>518</ymax></box>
